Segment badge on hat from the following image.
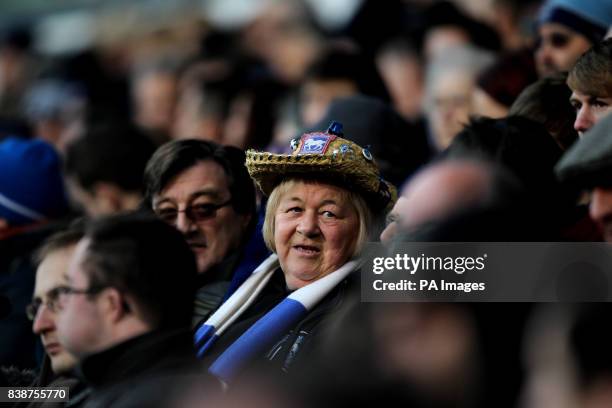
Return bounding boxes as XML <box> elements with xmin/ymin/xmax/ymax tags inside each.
<box><xmin>298</xmin><ymin>133</ymin><xmax>336</xmax><ymax>155</ymax></box>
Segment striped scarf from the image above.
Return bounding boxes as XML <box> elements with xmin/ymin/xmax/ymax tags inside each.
<box><xmin>194</xmin><ymin>253</ymin><xmax>360</xmax><ymax>384</ymax></box>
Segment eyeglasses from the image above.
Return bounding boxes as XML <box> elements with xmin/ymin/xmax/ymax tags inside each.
<box><xmin>536</xmin><ymin>32</ymin><xmax>570</xmax><ymax>49</ymax></box>
<box><xmin>26</xmin><ymin>285</ymin><xmax>107</xmax><ymax>320</ymax></box>
<box><xmin>154</xmin><ymin>200</ymin><xmax>232</xmax><ymax>225</ymax></box>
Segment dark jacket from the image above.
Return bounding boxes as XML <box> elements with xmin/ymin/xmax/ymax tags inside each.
<box><xmin>78</xmin><ymin>329</ymin><xmax>207</xmax><ymax>408</ymax></box>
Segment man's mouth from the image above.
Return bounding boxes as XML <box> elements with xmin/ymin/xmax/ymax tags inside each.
<box><xmin>44</xmin><ymin>342</ymin><xmax>62</xmax><ymax>355</ymax></box>
<box><xmin>187</xmin><ymin>241</ymin><xmax>207</xmax><ymax>250</ymax></box>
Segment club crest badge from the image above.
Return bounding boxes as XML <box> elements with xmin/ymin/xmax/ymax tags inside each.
<box><xmin>297</xmin><ymin>133</ymin><xmax>335</xmax><ymax>155</ymax></box>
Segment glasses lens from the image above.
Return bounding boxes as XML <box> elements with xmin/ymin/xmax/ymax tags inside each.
<box><xmin>189</xmin><ymin>204</ymin><xmax>218</xmax><ymax>221</ymax></box>
<box><xmin>550</xmin><ymin>33</ymin><xmax>569</xmax><ymax>48</ymax></box>
<box><xmin>26</xmin><ymin>300</ymin><xmax>40</xmax><ymax>321</ymax></box>
<box><xmin>155</xmin><ymin>209</ymin><xmax>178</xmax><ymax>224</ymax></box>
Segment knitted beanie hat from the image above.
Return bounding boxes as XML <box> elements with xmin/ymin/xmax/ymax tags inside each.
<box><xmin>0</xmin><ymin>137</ymin><xmax>69</xmax><ymax>225</ymax></box>
<box><xmin>539</xmin><ymin>0</ymin><xmax>612</xmax><ymax>44</ymax></box>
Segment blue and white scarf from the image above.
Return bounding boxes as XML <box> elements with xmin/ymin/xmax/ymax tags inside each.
<box><xmin>194</xmin><ymin>253</ymin><xmax>360</xmax><ymax>384</ymax></box>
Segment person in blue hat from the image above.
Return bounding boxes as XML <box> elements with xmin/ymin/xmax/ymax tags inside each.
<box><xmin>535</xmin><ymin>0</ymin><xmax>612</xmax><ymax>77</ymax></box>
<box><xmin>0</xmin><ymin>137</ymin><xmax>69</xmax><ymax>236</ymax></box>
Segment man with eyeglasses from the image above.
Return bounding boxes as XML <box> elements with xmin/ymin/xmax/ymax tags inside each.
<box><xmin>535</xmin><ymin>0</ymin><xmax>611</xmax><ymax>77</ymax></box>
<box><xmin>143</xmin><ymin>139</ymin><xmax>263</xmax><ymax>325</ymax></box>
<box><xmin>25</xmin><ymin>224</ymin><xmax>87</xmax><ymax>402</ymax></box>
<box><xmin>53</xmin><ymin>213</ymin><xmax>206</xmax><ymax>406</ymax></box>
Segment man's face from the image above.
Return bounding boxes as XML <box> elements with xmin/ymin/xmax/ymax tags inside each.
<box><xmin>32</xmin><ymin>246</ymin><xmax>79</xmax><ymax>374</ymax></box>
<box><xmin>153</xmin><ymin>161</ymin><xmax>250</xmax><ymax>274</ymax></box>
<box><xmin>535</xmin><ymin>23</ymin><xmax>592</xmax><ymax>77</ymax></box>
<box><xmin>380</xmin><ymin>197</ymin><xmax>410</xmax><ymax>245</ymax></box>
<box><xmin>56</xmin><ymin>239</ymin><xmax>108</xmax><ymax>359</ymax></box>
<box><xmin>569</xmin><ymin>91</ymin><xmax>612</xmax><ymax>136</ymax></box>
<box><xmin>590</xmin><ymin>187</ymin><xmax>612</xmax><ymax>242</ymax></box>
<box><xmin>428</xmin><ymin>71</ymin><xmax>473</xmax><ymax>151</ymax></box>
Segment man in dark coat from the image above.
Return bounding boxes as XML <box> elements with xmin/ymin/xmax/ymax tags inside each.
<box><xmin>54</xmin><ymin>213</ymin><xmax>208</xmax><ymax>407</ymax></box>
<box><xmin>556</xmin><ymin>114</ymin><xmax>612</xmax><ymax>241</ymax></box>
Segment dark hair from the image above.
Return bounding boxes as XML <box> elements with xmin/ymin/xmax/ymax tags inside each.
<box><xmin>303</xmin><ymin>44</ymin><xmax>391</xmax><ymax>103</ymax></box>
<box><xmin>445</xmin><ymin>116</ymin><xmax>575</xmax><ymax>221</ymax></box>
<box><xmin>510</xmin><ymin>73</ymin><xmax>578</xmax><ymax>151</ymax></box>
<box><xmin>34</xmin><ymin>219</ymin><xmax>86</xmax><ymax>265</ymax></box>
<box><xmin>477</xmin><ymin>50</ymin><xmax>538</xmax><ymax>108</ymax></box>
<box><xmin>567</xmin><ymin>38</ymin><xmax>612</xmax><ymax>97</ymax></box>
<box><xmin>64</xmin><ymin>122</ymin><xmax>156</xmax><ymax>192</ymax></box>
<box><xmin>82</xmin><ymin>212</ymin><xmax>197</xmax><ymax>329</ymax></box>
<box><xmin>143</xmin><ymin>139</ymin><xmax>256</xmax><ymax>219</ymax></box>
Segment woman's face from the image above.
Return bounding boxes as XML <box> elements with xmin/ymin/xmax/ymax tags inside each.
<box><xmin>274</xmin><ymin>181</ymin><xmax>360</xmax><ymax>290</ymax></box>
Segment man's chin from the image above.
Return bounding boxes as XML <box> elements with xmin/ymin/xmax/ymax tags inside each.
<box><xmin>50</xmin><ymin>354</ymin><xmax>77</xmax><ymax>375</ymax></box>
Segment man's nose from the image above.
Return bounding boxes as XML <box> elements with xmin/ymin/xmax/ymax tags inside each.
<box><xmin>175</xmin><ymin>211</ymin><xmax>197</xmax><ymax>234</ymax></box>
<box><xmin>574</xmin><ymin>106</ymin><xmax>594</xmax><ymax>135</ymax></box>
<box><xmin>32</xmin><ymin>305</ymin><xmax>54</xmax><ymax>335</ymax></box>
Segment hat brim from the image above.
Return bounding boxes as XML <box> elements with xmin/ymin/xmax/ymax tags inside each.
<box><xmin>246</xmin><ymin>150</ymin><xmax>396</xmax><ymax>213</ymax></box>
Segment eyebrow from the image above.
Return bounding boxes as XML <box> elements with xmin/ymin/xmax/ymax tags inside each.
<box><xmin>154</xmin><ymin>189</ymin><xmax>224</xmax><ymax>207</ymax></box>
<box><xmin>283</xmin><ymin>197</ymin><xmax>340</xmax><ymax>206</ymax></box>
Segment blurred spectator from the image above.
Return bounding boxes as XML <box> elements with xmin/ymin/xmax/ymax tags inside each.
<box><xmin>424</xmin><ymin>45</ymin><xmax>494</xmax><ymax>151</ymax></box>
<box><xmin>380</xmin><ymin>159</ymin><xmax>524</xmax><ymax>244</ymax></box>
<box><xmin>308</xmin><ymin>95</ymin><xmax>431</xmax><ymax>189</ymax></box>
<box><xmin>556</xmin><ymin>115</ymin><xmax>612</xmax><ymax>242</ymax></box>
<box><xmin>376</xmin><ymin>38</ymin><xmax>424</xmax><ymax>121</ymax></box>
<box><xmin>535</xmin><ymin>0</ymin><xmax>612</xmax><ymax>77</ymax></box>
<box><xmin>143</xmin><ymin>140</ymin><xmax>261</xmax><ymax>325</ymax></box>
<box><xmin>510</xmin><ymin>73</ymin><xmax>578</xmax><ymax>151</ymax></box>
<box><xmin>131</xmin><ymin>59</ymin><xmax>180</xmax><ymax>146</ymax></box>
<box><xmin>519</xmin><ymin>304</ymin><xmax>579</xmax><ymax>408</ymax></box>
<box><xmin>489</xmin><ymin>0</ymin><xmax>542</xmax><ymax>51</ymax></box>
<box><xmin>299</xmin><ymin>44</ymin><xmax>390</xmax><ymax>128</ymax></box>
<box><xmin>446</xmin><ymin>116</ymin><xmax>578</xmax><ymax>237</ymax></box>
<box><xmin>55</xmin><ymin>213</ymin><xmax>203</xmax><ymax>406</ymax></box>
<box><xmin>422</xmin><ymin>1</ymin><xmax>501</xmax><ymax>61</ymax></box>
<box><xmin>567</xmin><ymin>38</ymin><xmax>612</xmax><ymax>137</ymax></box>
<box><xmin>64</xmin><ymin>122</ymin><xmax>156</xmax><ymax>216</ymax></box>
<box><xmin>0</xmin><ymin>26</ymin><xmax>40</xmax><ymax>118</ymax></box>
<box><xmin>0</xmin><ymin>138</ymin><xmax>69</xmax><ymax>235</ymax></box>
<box><xmin>472</xmin><ymin>49</ymin><xmax>538</xmax><ymax>119</ymax></box>
<box><xmin>22</xmin><ymin>79</ymin><xmax>86</xmax><ymax>153</ymax></box>
<box><xmin>241</xmin><ymin>0</ymin><xmax>322</xmax><ymax>85</ymax></box>
<box><xmin>173</xmin><ymin>73</ymin><xmax>234</xmax><ymax>143</ymax></box>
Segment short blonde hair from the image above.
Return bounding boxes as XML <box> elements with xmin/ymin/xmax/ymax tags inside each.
<box><xmin>262</xmin><ymin>178</ymin><xmax>372</xmax><ymax>257</ymax></box>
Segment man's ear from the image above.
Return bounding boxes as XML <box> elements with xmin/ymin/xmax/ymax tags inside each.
<box><xmin>103</xmin><ymin>288</ymin><xmax>129</xmax><ymax>323</ymax></box>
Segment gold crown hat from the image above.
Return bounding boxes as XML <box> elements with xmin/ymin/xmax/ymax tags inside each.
<box><xmin>245</xmin><ymin>121</ymin><xmax>397</xmax><ymax>213</ymax></box>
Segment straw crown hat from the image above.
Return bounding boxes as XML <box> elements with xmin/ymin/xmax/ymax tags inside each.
<box><xmin>246</xmin><ymin>121</ymin><xmax>397</xmax><ymax>213</ymax></box>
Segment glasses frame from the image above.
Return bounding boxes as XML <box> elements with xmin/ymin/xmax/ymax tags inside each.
<box><xmin>26</xmin><ymin>285</ymin><xmax>108</xmax><ymax>321</ymax></box>
<box><xmin>154</xmin><ymin>199</ymin><xmax>232</xmax><ymax>225</ymax></box>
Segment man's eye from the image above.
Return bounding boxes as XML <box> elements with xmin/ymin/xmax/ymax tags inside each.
<box><xmin>570</xmin><ymin>101</ymin><xmax>581</xmax><ymax>112</ymax></box>
<box><xmin>321</xmin><ymin>210</ymin><xmax>336</xmax><ymax>218</ymax></box>
<box><xmin>156</xmin><ymin>209</ymin><xmax>177</xmax><ymax>220</ymax></box>
<box><xmin>593</xmin><ymin>100</ymin><xmax>610</xmax><ymax>109</ymax></box>
<box><xmin>192</xmin><ymin>204</ymin><xmax>215</xmax><ymax>217</ymax></box>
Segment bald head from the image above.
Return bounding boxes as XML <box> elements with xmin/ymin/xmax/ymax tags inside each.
<box><xmin>380</xmin><ymin>160</ymin><xmax>512</xmax><ymax>244</ymax></box>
